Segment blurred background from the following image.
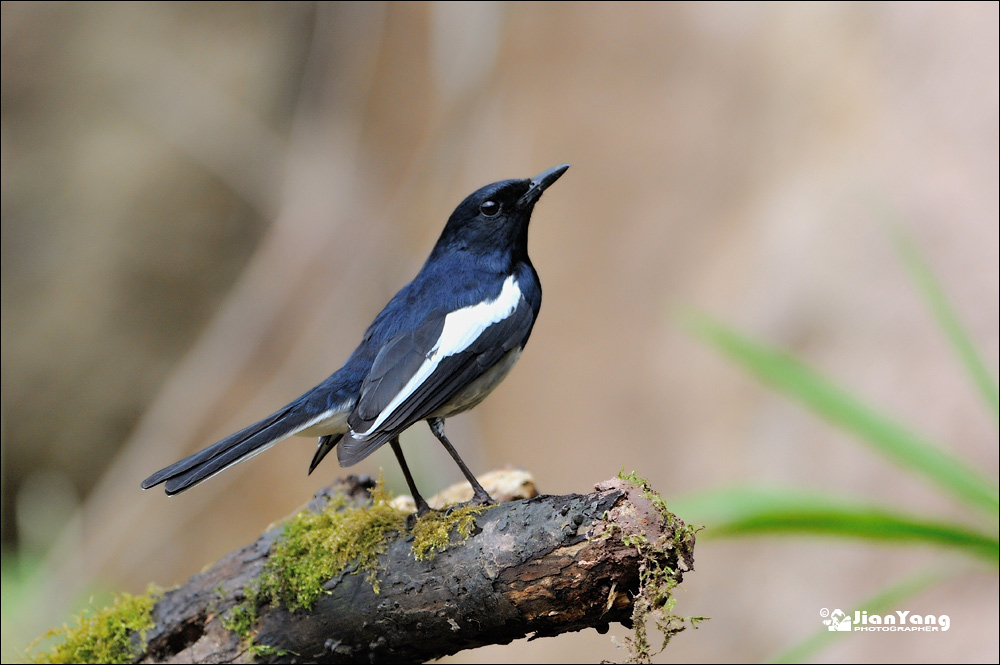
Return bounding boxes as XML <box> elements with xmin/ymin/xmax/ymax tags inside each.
<box><xmin>2</xmin><ymin>2</ymin><xmax>997</xmax><ymax>662</ymax></box>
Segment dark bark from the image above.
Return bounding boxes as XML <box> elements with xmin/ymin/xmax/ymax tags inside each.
<box><xmin>138</xmin><ymin>475</ymin><xmax>695</xmax><ymax>664</ymax></box>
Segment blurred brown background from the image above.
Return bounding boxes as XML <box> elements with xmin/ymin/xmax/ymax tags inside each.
<box><xmin>1</xmin><ymin>2</ymin><xmax>997</xmax><ymax>662</ymax></box>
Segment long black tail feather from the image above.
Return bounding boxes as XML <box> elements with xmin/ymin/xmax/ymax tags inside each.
<box><xmin>141</xmin><ymin>404</ymin><xmax>318</xmax><ymax>495</ymax></box>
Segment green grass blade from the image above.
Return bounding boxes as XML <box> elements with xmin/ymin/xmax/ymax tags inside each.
<box><xmin>891</xmin><ymin>227</ymin><xmax>999</xmax><ymax>426</ymax></box>
<box><xmin>670</xmin><ymin>487</ymin><xmax>999</xmax><ymax>565</ymax></box>
<box><xmin>768</xmin><ymin>566</ymin><xmax>949</xmax><ymax>664</ymax></box>
<box><xmin>678</xmin><ymin>311</ymin><xmax>999</xmax><ymax>514</ymax></box>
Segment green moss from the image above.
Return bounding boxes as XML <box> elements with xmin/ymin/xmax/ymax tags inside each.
<box><xmin>410</xmin><ymin>504</ymin><xmax>486</xmax><ymax>561</ymax></box>
<box><xmin>218</xmin><ymin>480</ymin><xmax>407</xmax><ymax>658</ymax></box>
<box><xmin>220</xmin><ymin>589</ymin><xmax>260</xmax><ymax>643</ymax></box>
<box><xmin>247</xmin><ymin>643</ymin><xmax>293</xmax><ymax>658</ymax></box>
<box><xmin>618</xmin><ymin>468</ymin><xmax>671</xmax><ymax>516</ymax></box>
<box><xmin>245</xmin><ymin>476</ymin><xmax>487</xmax><ymax>614</ymax></box>
<box><xmin>221</xmin><ymin>476</ymin><xmax>485</xmax><ymax>659</ymax></box>
<box><xmin>618</xmin><ymin>468</ymin><xmax>701</xmax><ymax>555</ymax></box>
<box><xmin>613</xmin><ymin>470</ymin><xmax>705</xmax><ymax>663</ymax></box>
<box><xmin>256</xmin><ymin>481</ymin><xmax>407</xmax><ymax>611</ymax></box>
<box><xmin>27</xmin><ymin>586</ymin><xmax>160</xmax><ymax>664</ymax></box>
<box><xmin>624</xmin><ymin>558</ymin><xmax>683</xmax><ymax>663</ymax></box>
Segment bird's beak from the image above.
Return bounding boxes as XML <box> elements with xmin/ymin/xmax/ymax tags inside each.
<box><xmin>519</xmin><ymin>164</ymin><xmax>570</xmax><ymax>207</ymax></box>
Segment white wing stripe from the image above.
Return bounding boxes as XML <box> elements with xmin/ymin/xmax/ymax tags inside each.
<box><xmin>352</xmin><ymin>275</ymin><xmax>522</xmax><ymax>438</ymax></box>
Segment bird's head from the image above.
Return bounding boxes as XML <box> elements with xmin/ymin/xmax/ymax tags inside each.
<box><xmin>433</xmin><ymin>164</ymin><xmax>570</xmax><ymax>259</ymax></box>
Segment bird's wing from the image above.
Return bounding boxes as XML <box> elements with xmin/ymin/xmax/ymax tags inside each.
<box><xmin>351</xmin><ymin>314</ymin><xmax>447</xmax><ymax>425</ymax></box>
<box><xmin>339</xmin><ymin>278</ymin><xmax>532</xmax><ymax>466</ymax></box>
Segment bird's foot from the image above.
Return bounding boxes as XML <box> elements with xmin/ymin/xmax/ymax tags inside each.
<box><xmin>470</xmin><ymin>489</ymin><xmax>495</xmax><ymax>507</ymax></box>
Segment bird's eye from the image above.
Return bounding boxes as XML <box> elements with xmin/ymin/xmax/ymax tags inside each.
<box><xmin>480</xmin><ymin>200</ymin><xmax>501</xmax><ymax>217</ymax></box>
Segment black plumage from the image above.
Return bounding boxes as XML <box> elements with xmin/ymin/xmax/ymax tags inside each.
<box><xmin>142</xmin><ymin>164</ymin><xmax>569</xmax><ymax>513</ymax></box>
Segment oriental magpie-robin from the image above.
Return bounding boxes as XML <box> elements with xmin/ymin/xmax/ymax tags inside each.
<box><xmin>142</xmin><ymin>164</ymin><xmax>569</xmax><ymax>514</ymax></box>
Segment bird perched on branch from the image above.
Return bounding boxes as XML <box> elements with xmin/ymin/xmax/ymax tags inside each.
<box><xmin>142</xmin><ymin>164</ymin><xmax>570</xmax><ymax>514</ymax></box>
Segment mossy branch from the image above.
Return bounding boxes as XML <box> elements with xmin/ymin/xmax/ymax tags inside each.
<box><xmin>34</xmin><ymin>473</ymin><xmax>696</xmax><ymax>664</ymax></box>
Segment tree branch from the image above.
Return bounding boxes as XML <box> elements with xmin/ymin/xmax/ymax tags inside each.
<box><xmin>136</xmin><ymin>473</ymin><xmax>695</xmax><ymax>664</ymax></box>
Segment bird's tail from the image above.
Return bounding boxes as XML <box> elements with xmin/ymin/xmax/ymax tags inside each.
<box><xmin>141</xmin><ymin>404</ymin><xmax>332</xmax><ymax>495</ymax></box>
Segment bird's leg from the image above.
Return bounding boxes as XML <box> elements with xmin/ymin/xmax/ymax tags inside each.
<box><xmin>389</xmin><ymin>437</ymin><xmax>431</xmax><ymax>516</ymax></box>
<box><xmin>426</xmin><ymin>417</ymin><xmax>494</xmax><ymax>505</ymax></box>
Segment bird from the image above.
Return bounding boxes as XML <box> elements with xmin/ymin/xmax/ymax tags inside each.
<box><xmin>142</xmin><ymin>164</ymin><xmax>569</xmax><ymax>515</ymax></box>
